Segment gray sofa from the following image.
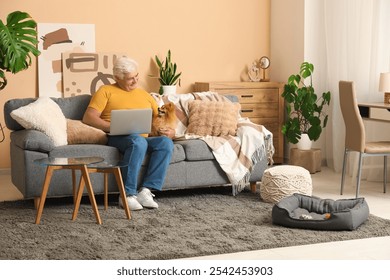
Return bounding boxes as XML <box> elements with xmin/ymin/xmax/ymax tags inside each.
<box><xmin>3</xmin><ymin>94</ymin><xmax>269</xmax><ymax>202</ymax></box>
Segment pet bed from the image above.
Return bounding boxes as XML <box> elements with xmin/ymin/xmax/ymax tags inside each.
<box><xmin>272</xmin><ymin>193</ymin><xmax>369</xmax><ymax>231</ymax></box>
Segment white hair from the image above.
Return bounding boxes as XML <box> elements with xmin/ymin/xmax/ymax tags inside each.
<box><xmin>113</xmin><ymin>56</ymin><xmax>139</xmax><ymax>80</ymax></box>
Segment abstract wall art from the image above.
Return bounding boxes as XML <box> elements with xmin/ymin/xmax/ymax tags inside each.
<box><xmin>37</xmin><ymin>23</ymin><xmax>95</xmax><ymax>97</ymax></box>
<box><xmin>62</xmin><ymin>52</ymin><xmax>126</xmax><ymax>97</ymax></box>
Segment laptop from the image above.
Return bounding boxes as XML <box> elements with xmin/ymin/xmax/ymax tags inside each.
<box><xmin>108</xmin><ymin>108</ymin><xmax>152</xmax><ymax>136</ymax></box>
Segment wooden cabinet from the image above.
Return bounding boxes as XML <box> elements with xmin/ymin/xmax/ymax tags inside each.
<box><xmin>194</xmin><ymin>82</ymin><xmax>285</xmax><ymax>164</ymax></box>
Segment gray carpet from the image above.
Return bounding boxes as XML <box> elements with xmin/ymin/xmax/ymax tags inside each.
<box><xmin>1</xmin><ymin>187</ymin><xmax>390</xmax><ymax>260</ymax></box>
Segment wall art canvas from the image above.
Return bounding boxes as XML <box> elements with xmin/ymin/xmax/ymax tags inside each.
<box><xmin>62</xmin><ymin>52</ymin><xmax>126</xmax><ymax>97</ymax></box>
<box><xmin>37</xmin><ymin>23</ymin><xmax>95</xmax><ymax>97</ymax></box>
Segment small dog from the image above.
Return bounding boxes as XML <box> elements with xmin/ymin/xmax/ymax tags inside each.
<box><xmin>150</xmin><ymin>102</ymin><xmax>177</xmax><ymax>136</ymax></box>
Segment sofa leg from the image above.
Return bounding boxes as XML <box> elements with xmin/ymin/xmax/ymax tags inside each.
<box><xmin>34</xmin><ymin>197</ymin><xmax>40</xmax><ymax>209</ymax></box>
<box><xmin>250</xmin><ymin>182</ymin><xmax>257</xmax><ymax>193</ymax></box>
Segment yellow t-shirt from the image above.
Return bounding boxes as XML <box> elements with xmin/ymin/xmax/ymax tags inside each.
<box><xmin>88</xmin><ymin>84</ymin><xmax>158</xmax><ymax>121</ymax></box>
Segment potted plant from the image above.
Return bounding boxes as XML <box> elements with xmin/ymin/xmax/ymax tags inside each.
<box><xmin>150</xmin><ymin>49</ymin><xmax>181</xmax><ymax>95</ymax></box>
<box><xmin>0</xmin><ymin>11</ymin><xmax>41</xmax><ymax>142</ymax></box>
<box><xmin>281</xmin><ymin>62</ymin><xmax>331</xmax><ymax>150</ymax></box>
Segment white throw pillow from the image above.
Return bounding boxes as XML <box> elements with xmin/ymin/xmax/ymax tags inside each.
<box><xmin>10</xmin><ymin>97</ymin><xmax>67</xmax><ymax>146</ymax></box>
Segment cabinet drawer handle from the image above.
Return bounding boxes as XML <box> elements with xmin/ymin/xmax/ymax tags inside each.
<box><xmin>241</xmin><ymin>95</ymin><xmax>254</xmax><ymax>98</ymax></box>
<box><xmin>241</xmin><ymin>109</ymin><xmax>254</xmax><ymax>113</ymax></box>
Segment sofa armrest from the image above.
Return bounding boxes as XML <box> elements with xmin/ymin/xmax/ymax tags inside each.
<box><xmin>10</xmin><ymin>130</ymin><xmax>56</xmax><ymax>152</ymax></box>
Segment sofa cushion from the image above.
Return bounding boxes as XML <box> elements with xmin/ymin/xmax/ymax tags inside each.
<box><xmin>54</xmin><ymin>94</ymin><xmax>91</xmax><ymax>120</ymax></box>
<box><xmin>174</xmin><ymin>139</ymin><xmax>215</xmax><ymax>161</ymax></box>
<box><xmin>49</xmin><ymin>144</ymin><xmax>120</xmax><ymax>161</ymax></box>
<box><xmin>171</xmin><ymin>143</ymin><xmax>186</xmax><ymax>163</ymax></box>
<box><xmin>67</xmin><ymin>119</ymin><xmax>108</xmax><ymax>145</ymax></box>
<box><xmin>186</xmin><ymin>100</ymin><xmax>240</xmax><ymax>136</ymax></box>
<box><xmin>10</xmin><ymin>130</ymin><xmax>56</xmax><ymax>152</ymax></box>
<box><xmin>10</xmin><ymin>97</ymin><xmax>67</xmax><ymax>146</ymax></box>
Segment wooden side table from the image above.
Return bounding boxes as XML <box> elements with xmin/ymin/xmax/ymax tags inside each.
<box><xmin>34</xmin><ymin>157</ymin><xmax>104</xmax><ymax>225</ymax></box>
<box><xmin>72</xmin><ymin>160</ymin><xmax>131</xmax><ymax>222</ymax></box>
<box><xmin>289</xmin><ymin>148</ymin><xmax>322</xmax><ymax>174</ymax></box>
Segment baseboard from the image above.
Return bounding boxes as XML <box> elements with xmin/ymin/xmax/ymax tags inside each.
<box><xmin>0</xmin><ymin>168</ymin><xmax>11</xmax><ymax>175</ymax></box>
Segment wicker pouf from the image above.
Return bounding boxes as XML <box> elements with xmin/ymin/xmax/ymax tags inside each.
<box><xmin>260</xmin><ymin>165</ymin><xmax>312</xmax><ymax>203</ymax></box>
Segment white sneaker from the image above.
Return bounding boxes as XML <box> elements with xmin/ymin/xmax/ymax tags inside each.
<box><xmin>119</xmin><ymin>195</ymin><xmax>143</xmax><ymax>211</ymax></box>
<box><xmin>137</xmin><ymin>187</ymin><xmax>158</xmax><ymax>209</ymax></box>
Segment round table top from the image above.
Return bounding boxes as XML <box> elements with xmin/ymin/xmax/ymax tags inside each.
<box><xmin>87</xmin><ymin>159</ymin><xmax>129</xmax><ymax>169</ymax></box>
<box><xmin>34</xmin><ymin>156</ymin><xmax>104</xmax><ymax>167</ymax></box>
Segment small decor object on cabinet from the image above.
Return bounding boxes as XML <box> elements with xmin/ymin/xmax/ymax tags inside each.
<box><xmin>248</xmin><ymin>61</ymin><xmax>261</xmax><ymax>82</ymax></box>
<box><xmin>259</xmin><ymin>56</ymin><xmax>270</xmax><ymax>82</ymax></box>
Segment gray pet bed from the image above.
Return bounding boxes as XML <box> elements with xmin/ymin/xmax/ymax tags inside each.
<box><xmin>272</xmin><ymin>193</ymin><xmax>369</xmax><ymax>231</ymax></box>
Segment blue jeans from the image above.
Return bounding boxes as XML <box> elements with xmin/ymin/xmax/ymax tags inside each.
<box><xmin>108</xmin><ymin>135</ymin><xmax>174</xmax><ymax>196</ymax></box>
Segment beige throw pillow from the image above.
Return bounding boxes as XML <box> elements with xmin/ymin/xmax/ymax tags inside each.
<box><xmin>67</xmin><ymin>119</ymin><xmax>108</xmax><ymax>145</ymax></box>
<box><xmin>186</xmin><ymin>100</ymin><xmax>240</xmax><ymax>136</ymax></box>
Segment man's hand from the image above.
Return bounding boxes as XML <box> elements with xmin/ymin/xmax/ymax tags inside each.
<box><xmin>158</xmin><ymin>128</ymin><xmax>176</xmax><ymax>139</ymax></box>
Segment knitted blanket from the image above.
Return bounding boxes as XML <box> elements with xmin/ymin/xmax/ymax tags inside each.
<box><xmin>161</xmin><ymin>92</ymin><xmax>275</xmax><ymax>195</ymax></box>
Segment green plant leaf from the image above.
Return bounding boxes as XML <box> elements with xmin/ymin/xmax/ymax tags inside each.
<box><xmin>0</xmin><ymin>11</ymin><xmax>41</xmax><ymax>75</ymax></box>
<box><xmin>0</xmin><ymin>70</ymin><xmax>7</xmax><ymax>90</ymax></box>
<box><xmin>282</xmin><ymin>118</ymin><xmax>301</xmax><ymax>144</ymax></box>
<box><xmin>282</xmin><ymin>84</ymin><xmax>297</xmax><ymax>103</ymax></box>
<box><xmin>308</xmin><ymin>125</ymin><xmax>321</xmax><ymax>141</ymax></box>
<box><xmin>300</xmin><ymin>62</ymin><xmax>314</xmax><ymax>79</ymax></box>
<box><xmin>287</xmin><ymin>74</ymin><xmax>300</xmax><ymax>87</ymax></box>
<box><xmin>323</xmin><ymin>91</ymin><xmax>331</xmax><ymax>104</ymax></box>
<box><xmin>323</xmin><ymin>115</ymin><xmax>329</xmax><ymax>128</ymax></box>
<box><xmin>155</xmin><ymin>55</ymin><xmax>162</xmax><ymax>68</ymax></box>
<box><xmin>151</xmin><ymin>50</ymin><xmax>181</xmax><ymax>86</ymax></box>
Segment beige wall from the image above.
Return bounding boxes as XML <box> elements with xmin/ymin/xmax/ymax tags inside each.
<box><xmin>270</xmin><ymin>0</ymin><xmax>328</xmax><ymax>161</ymax></box>
<box><xmin>0</xmin><ymin>0</ymin><xmax>270</xmax><ymax>168</ymax></box>
<box><xmin>270</xmin><ymin>0</ymin><xmax>304</xmax><ymax>83</ymax></box>
<box><xmin>270</xmin><ymin>0</ymin><xmax>305</xmax><ymax>162</ymax></box>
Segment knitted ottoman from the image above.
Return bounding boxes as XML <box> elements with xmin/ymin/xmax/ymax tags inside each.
<box><xmin>260</xmin><ymin>165</ymin><xmax>312</xmax><ymax>203</ymax></box>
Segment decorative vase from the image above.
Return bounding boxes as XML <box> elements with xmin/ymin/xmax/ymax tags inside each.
<box><xmin>162</xmin><ymin>85</ymin><xmax>177</xmax><ymax>96</ymax></box>
<box><xmin>297</xmin><ymin>133</ymin><xmax>312</xmax><ymax>150</ymax></box>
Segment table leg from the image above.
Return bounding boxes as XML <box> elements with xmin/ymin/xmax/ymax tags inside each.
<box><xmin>250</xmin><ymin>182</ymin><xmax>257</xmax><ymax>193</ymax></box>
<box><xmin>72</xmin><ymin>175</ymin><xmax>85</xmax><ymax>221</ymax></box>
<box><xmin>80</xmin><ymin>165</ymin><xmax>102</xmax><ymax>225</ymax></box>
<box><xmin>113</xmin><ymin>167</ymin><xmax>131</xmax><ymax>219</ymax></box>
<box><xmin>35</xmin><ymin>166</ymin><xmax>55</xmax><ymax>224</ymax></box>
<box><xmin>104</xmin><ymin>173</ymin><xmax>108</xmax><ymax>210</ymax></box>
<box><xmin>72</xmin><ymin>169</ymin><xmax>76</xmax><ymax>204</ymax></box>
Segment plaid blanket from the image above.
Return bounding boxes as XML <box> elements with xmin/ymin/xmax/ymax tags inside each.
<box><xmin>159</xmin><ymin>91</ymin><xmax>275</xmax><ymax>195</ymax></box>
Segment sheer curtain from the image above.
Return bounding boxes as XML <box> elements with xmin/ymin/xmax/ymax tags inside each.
<box><xmin>308</xmin><ymin>0</ymin><xmax>390</xmax><ymax>184</ymax></box>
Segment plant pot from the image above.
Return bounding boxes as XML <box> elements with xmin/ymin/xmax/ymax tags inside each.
<box><xmin>162</xmin><ymin>85</ymin><xmax>177</xmax><ymax>96</ymax></box>
<box><xmin>297</xmin><ymin>133</ymin><xmax>312</xmax><ymax>150</ymax></box>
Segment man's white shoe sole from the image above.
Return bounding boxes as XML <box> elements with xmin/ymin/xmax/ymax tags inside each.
<box><xmin>119</xmin><ymin>196</ymin><xmax>143</xmax><ymax>211</ymax></box>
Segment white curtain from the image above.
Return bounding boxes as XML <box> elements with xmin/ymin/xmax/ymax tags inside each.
<box><xmin>307</xmin><ymin>0</ymin><xmax>390</xmax><ymax>183</ymax></box>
